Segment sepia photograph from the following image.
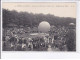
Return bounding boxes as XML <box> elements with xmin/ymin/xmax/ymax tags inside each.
<box><xmin>2</xmin><ymin>2</ymin><xmax>76</xmax><ymax>51</ymax></box>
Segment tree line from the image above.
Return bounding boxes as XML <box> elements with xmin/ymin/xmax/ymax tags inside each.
<box><xmin>3</xmin><ymin>9</ymin><xmax>76</xmax><ymax>28</ymax></box>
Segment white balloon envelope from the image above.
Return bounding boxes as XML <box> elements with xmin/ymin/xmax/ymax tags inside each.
<box><xmin>38</xmin><ymin>21</ymin><xmax>51</xmax><ymax>33</ymax></box>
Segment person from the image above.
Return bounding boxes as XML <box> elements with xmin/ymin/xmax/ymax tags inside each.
<box><xmin>62</xmin><ymin>44</ymin><xmax>68</xmax><ymax>51</ymax></box>
<box><xmin>18</xmin><ymin>38</ymin><xmax>23</xmax><ymax>51</ymax></box>
<box><xmin>65</xmin><ymin>24</ymin><xmax>76</xmax><ymax>51</ymax></box>
<box><xmin>22</xmin><ymin>38</ymin><xmax>27</xmax><ymax>51</ymax></box>
<box><xmin>22</xmin><ymin>43</ymin><xmax>26</xmax><ymax>51</ymax></box>
<box><xmin>5</xmin><ymin>35</ymin><xmax>10</xmax><ymax>41</ymax></box>
<box><xmin>9</xmin><ymin>37</ymin><xmax>17</xmax><ymax>50</ymax></box>
<box><xmin>47</xmin><ymin>45</ymin><xmax>52</xmax><ymax>51</ymax></box>
<box><xmin>3</xmin><ymin>41</ymin><xmax>6</xmax><ymax>51</ymax></box>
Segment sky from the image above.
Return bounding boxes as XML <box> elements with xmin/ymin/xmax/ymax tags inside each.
<box><xmin>2</xmin><ymin>2</ymin><xmax>76</xmax><ymax>18</ymax></box>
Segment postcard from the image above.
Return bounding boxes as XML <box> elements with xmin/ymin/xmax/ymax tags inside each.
<box><xmin>2</xmin><ymin>2</ymin><xmax>76</xmax><ymax>52</ymax></box>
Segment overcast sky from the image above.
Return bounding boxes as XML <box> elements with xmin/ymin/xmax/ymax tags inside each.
<box><xmin>2</xmin><ymin>2</ymin><xmax>76</xmax><ymax>18</ymax></box>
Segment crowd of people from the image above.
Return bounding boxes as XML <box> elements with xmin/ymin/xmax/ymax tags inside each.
<box><xmin>2</xmin><ymin>25</ymin><xmax>76</xmax><ymax>51</ymax></box>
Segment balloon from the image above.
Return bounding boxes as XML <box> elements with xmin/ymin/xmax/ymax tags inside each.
<box><xmin>38</xmin><ymin>21</ymin><xmax>50</xmax><ymax>32</ymax></box>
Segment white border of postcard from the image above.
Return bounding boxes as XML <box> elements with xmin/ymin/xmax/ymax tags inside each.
<box><xmin>1</xmin><ymin>0</ymin><xmax>80</xmax><ymax>59</ymax></box>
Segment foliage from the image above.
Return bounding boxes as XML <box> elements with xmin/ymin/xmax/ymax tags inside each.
<box><xmin>3</xmin><ymin>9</ymin><xmax>76</xmax><ymax>28</ymax></box>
